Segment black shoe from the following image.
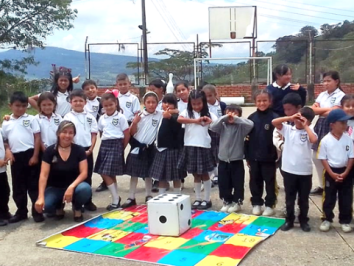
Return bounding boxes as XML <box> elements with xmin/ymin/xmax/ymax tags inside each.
<box><xmin>96</xmin><ymin>182</ymin><xmax>108</xmax><ymax>192</ymax></box>
<box><xmin>84</xmin><ymin>202</ymin><xmax>97</xmax><ymax>212</ymax></box>
<box><xmin>0</xmin><ymin>212</ymin><xmax>12</xmax><ymax>220</ymax></box>
<box><xmin>145</xmin><ymin>195</ymin><xmax>153</xmax><ymax>203</ymax></box>
<box><xmin>0</xmin><ymin>219</ymin><xmax>8</xmax><ymax>226</ymax></box>
<box><xmin>152</xmin><ymin>180</ymin><xmax>159</xmax><ymax>193</ymax></box>
<box><xmin>121</xmin><ymin>198</ymin><xmax>137</xmax><ymax>209</ymax></box>
<box><xmin>300</xmin><ymin>223</ymin><xmax>311</xmax><ymax>232</ymax></box>
<box><xmin>310</xmin><ymin>186</ymin><xmax>323</xmax><ymax>195</ymax></box>
<box><xmin>281</xmin><ymin>222</ymin><xmax>294</xmax><ymax>231</ymax></box>
<box><xmin>33</xmin><ymin>213</ymin><xmax>45</xmax><ymax>223</ymax></box>
<box><xmin>9</xmin><ymin>214</ymin><xmax>28</xmax><ymax>224</ymax></box>
<box><xmin>106</xmin><ymin>197</ymin><xmax>121</xmax><ymax>211</ymax></box>
<box><xmin>73</xmin><ymin>214</ymin><xmax>83</xmax><ymax>223</ymax></box>
<box><xmin>192</xmin><ymin>200</ymin><xmax>202</xmax><ymax>210</ymax></box>
<box><xmin>198</xmin><ymin>200</ymin><xmax>212</xmax><ymax>210</ymax></box>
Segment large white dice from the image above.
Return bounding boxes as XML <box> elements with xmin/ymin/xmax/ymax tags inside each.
<box><xmin>147</xmin><ymin>194</ymin><xmax>192</xmax><ymax>236</ymax></box>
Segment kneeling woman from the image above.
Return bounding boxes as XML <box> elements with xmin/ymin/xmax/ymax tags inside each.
<box><xmin>35</xmin><ymin>121</ymin><xmax>92</xmax><ymax>222</ymax></box>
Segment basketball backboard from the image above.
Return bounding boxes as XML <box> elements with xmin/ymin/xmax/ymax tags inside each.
<box><xmin>209</xmin><ymin>6</ymin><xmax>257</xmax><ymax>41</ymax></box>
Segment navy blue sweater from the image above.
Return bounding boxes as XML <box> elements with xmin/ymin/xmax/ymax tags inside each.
<box><xmin>244</xmin><ymin>108</ymin><xmax>278</xmax><ymax>162</ymax></box>
<box><xmin>266</xmin><ymin>84</ymin><xmax>307</xmax><ymax>117</ymax></box>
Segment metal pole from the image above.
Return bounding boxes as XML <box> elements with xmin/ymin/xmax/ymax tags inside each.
<box><xmin>307</xmin><ymin>30</ymin><xmax>313</xmax><ymax>84</ymax></box>
<box><xmin>142</xmin><ymin>0</ymin><xmax>149</xmax><ymax>84</ymax></box>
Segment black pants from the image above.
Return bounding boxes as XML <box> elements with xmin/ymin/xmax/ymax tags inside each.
<box><xmin>249</xmin><ymin>160</ymin><xmax>277</xmax><ymax>207</ymax></box>
<box><xmin>282</xmin><ymin>171</ymin><xmax>312</xmax><ymax>224</ymax></box>
<box><xmin>323</xmin><ymin>167</ymin><xmax>353</xmax><ymax>224</ymax></box>
<box><xmin>84</xmin><ymin>147</ymin><xmax>94</xmax><ymax>204</ymax></box>
<box><xmin>0</xmin><ymin>172</ymin><xmax>10</xmax><ymax>215</ymax></box>
<box><xmin>11</xmin><ymin>149</ymin><xmax>40</xmax><ymax>216</ymax></box>
<box><xmin>218</xmin><ymin>160</ymin><xmax>245</xmax><ymax>203</ymax></box>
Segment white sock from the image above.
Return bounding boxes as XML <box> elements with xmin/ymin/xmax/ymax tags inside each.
<box><xmin>107</xmin><ymin>183</ymin><xmax>119</xmax><ymax>205</ymax></box>
<box><xmin>203</xmin><ymin>180</ymin><xmax>211</xmax><ymax>201</ymax></box>
<box><xmin>208</xmin><ymin>171</ymin><xmax>214</xmax><ymax>179</ymax></box>
<box><xmin>129</xmin><ymin>177</ymin><xmax>138</xmax><ymax>199</ymax></box>
<box><xmin>159</xmin><ymin>188</ymin><xmax>167</xmax><ymax>195</ymax></box>
<box><xmin>114</xmin><ymin>181</ymin><xmax>118</xmax><ymax>192</ymax></box>
<box><xmin>145</xmin><ymin>177</ymin><xmax>152</xmax><ymax>196</ymax></box>
<box><xmin>194</xmin><ymin>182</ymin><xmax>202</xmax><ymax>200</ymax></box>
<box><xmin>173</xmin><ymin>187</ymin><xmax>181</xmax><ymax>193</ymax></box>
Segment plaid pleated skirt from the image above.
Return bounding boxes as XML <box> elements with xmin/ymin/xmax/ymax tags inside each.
<box><xmin>209</xmin><ymin>130</ymin><xmax>220</xmax><ymax>163</ymax></box>
<box><xmin>150</xmin><ymin>148</ymin><xmax>187</xmax><ymax>181</ymax></box>
<box><xmin>125</xmin><ymin>149</ymin><xmax>155</xmax><ymax>178</ymax></box>
<box><xmin>177</xmin><ymin>146</ymin><xmax>216</xmax><ymax>175</ymax></box>
<box><xmin>312</xmin><ymin>117</ymin><xmax>330</xmax><ymax>151</ymax></box>
<box><xmin>94</xmin><ymin>138</ymin><xmax>125</xmax><ymax>176</ymax></box>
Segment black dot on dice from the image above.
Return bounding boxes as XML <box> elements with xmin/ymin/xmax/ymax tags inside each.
<box><xmin>168</xmin><ymin>199</ymin><xmax>174</xmax><ymax>201</ymax></box>
<box><xmin>159</xmin><ymin>216</ymin><xmax>167</xmax><ymax>223</ymax></box>
<box><xmin>154</xmin><ymin>199</ymin><xmax>159</xmax><ymax>200</ymax></box>
<box><xmin>188</xmin><ymin>219</ymin><xmax>191</xmax><ymax>226</ymax></box>
<box><xmin>180</xmin><ymin>204</ymin><xmax>184</xmax><ymax>210</ymax></box>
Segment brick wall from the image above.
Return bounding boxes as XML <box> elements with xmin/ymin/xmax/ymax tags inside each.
<box><xmin>98</xmin><ymin>83</ymin><xmax>354</xmax><ymax>103</ymax></box>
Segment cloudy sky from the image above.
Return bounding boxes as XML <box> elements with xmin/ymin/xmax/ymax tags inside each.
<box><xmin>46</xmin><ymin>0</ymin><xmax>354</xmax><ymax>58</ymax></box>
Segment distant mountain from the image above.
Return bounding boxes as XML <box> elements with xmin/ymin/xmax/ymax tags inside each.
<box><xmin>0</xmin><ymin>46</ymin><xmax>149</xmax><ymax>85</ymax></box>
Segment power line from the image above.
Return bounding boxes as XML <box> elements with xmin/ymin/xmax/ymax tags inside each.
<box><xmin>283</xmin><ymin>0</ymin><xmax>354</xmax><ymax>14</ymax></box>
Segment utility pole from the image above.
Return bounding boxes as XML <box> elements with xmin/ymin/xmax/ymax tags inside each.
<box><xmin>141</xmin><ymin>0</ymin><xmax>149</xmax><ymax>84</ymax></box>
<box><xmin>307</xmin><ymin>30</ymin><xmax>313</xmax><ymax>84</ymax></box>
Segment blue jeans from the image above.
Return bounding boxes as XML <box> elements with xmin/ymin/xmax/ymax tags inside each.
<box><xmin>44</xmin><ymin>183</ymin><xmax>92</xmax><ymax>213</ymax></box>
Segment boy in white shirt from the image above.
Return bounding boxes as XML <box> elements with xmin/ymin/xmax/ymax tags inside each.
<box><xmin>0</xmin><ymin>129</ymin><xmax>10</xmax><ymax>226</ymax></box>
<box><xmin>317</xmin><ymin>109</ymin><xmax>354</xmax><ymax>233</ymax></box>
<box><xmin>83</xmin><ymin>80</ymin><xmax>102</xmax><ymax>121</ymax></box>
<box><xmin>272</xmin><ymin>107</ymin><xmax>317</xmax><ymax>232</ymax></box>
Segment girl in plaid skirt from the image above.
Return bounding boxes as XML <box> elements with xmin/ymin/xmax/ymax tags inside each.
<box><xmin>121</xmin><ymin>92</ymin><xmax>163</xmax><ymax>209</ymax></box>
<box><xmin>150</xmin><ymin>93</ymin><xmax>187</xmax><ymax>193</ymax></box>
<box><xmin>177</xmin><ymin>90</ymin><xmax>218</xmax><ymax>210</ymax></box>
<box><xmin>311</xmin><ymin>71</ymin><xmax>345</xmax><ymax>195</ymax></box>
<box><xmin>94</xmin><ymin>92</ymin><xmax>130</xmax><ymax>210</ymax></box>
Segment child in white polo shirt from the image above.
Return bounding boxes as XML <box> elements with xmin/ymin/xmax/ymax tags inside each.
<box><xmin>116</xmin><ymin>73</ymin><xmax>141</xmax><ymax>125</ymax></box>
<box><xmin>83</xmin><ymin>80</ymin><xmax>102</xmax><ymax>121</ymax></box>
<box><xmin>0</xmin><ymin>128</ymin><xmax>10</xmax><ymax>226</ymax></box>
<box><xmin>318</xmin><ymin>109</ymin><xmax>354</xmax><ymax>233</ymax></box>
<box><xmin>272</xmin><ymin>107</ymin><xmax>317</xmax><ymax>232</ymax></box>
<box><xmin>64</xmin><ymin>89</ymin><xmax>98</xmax><ymax>211</ymax></box>
<box><xmin>2</xmin><ymin>91</ymin><xmax>43</xmax><ymax>223</ymax></box>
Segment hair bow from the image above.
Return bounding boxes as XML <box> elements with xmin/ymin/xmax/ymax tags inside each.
<box><xmin>105</xmin><ymin>89</ymin><xmax>119</xmax><ymax>98</ymax></box>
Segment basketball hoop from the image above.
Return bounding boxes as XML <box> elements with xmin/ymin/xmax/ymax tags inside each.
<box><xmin>230</xmin><ymin>31</ymin><xmax>236</xmax><ymax>39</ymax></box>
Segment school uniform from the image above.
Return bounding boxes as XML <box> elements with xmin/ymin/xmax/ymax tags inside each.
<box><xmin>178</xmin><ymin>99</ymin><xmax>188</xmax><ymax>113</ymax></box>
<box><xmin>318</xmin><ymin>133</ymin><xmax>354</xmax><ymax>224</ymax></box>
<box><xmin>157</xmin><ymin>100</ymin><xmax>163</xmax><ymax>111</ymax></box>
<box><xmin>2</xmin><ymin>114</ymin><xmax>41</xmax><ymax>217</ymax></box>
<box><xmin>94</xmin><ymin>111</ymin><xmax>129</xmax><ymax>176</ymax></box>
<box><xmin>34</xmin><ymin>113</ymin><xmax>62</xmax><ymax>148</ymax></box>
<box><xmin>118</xmin><ymin>92</ymin><xmax>141</xmax><ymax>123</ymax></box>
<box><xmin>125</xmin><ymin>110</ymin><xmax>163</xmax><ymax>178</ymax></box>
<box><xmin>208</xmin><ymin>100</ymin><xmax>225</xmax><ymax>163</ymax></box>
<box><xmin>0</xmin><ymin>130</ymin><xmax>10</xmax><ymax>218</ymax></box>
<box><xmin>266</xmin><ymin>82</ymin><xmax>307</xmax><ymax>117</ymax></box>
<box><xmin>177</xmin><ymin>110</ymin><xmax>218</xmax><ymax>174</ymax></box>
<box><xmin>84</xmin><ymin>96</ymin><xmax>102</xmax><ymax>120</ymax></box>
<box><xmin>150</xmin><ymin>114</ymin><xmax>187</xmax><ymax>181</ymax></box>
<box><xmin>210</xmin><ymin>115</ymin><xmax>254</xmax><ymax>204</ymax></box>
<box><xmin>279</xmin><ymin>124</ymin><xmax>317</xmax><ymax>224</ymax></box>
<box><xmin>40</xmin><ymin>91</ymin><xmax>71</xmax><ymax>117</ymax></box>
<box><xmin>245</xmin><ymin>108</ymin><xmax>278</xmax><ymax>207</ymax></box>
<box><xmin>64</xmin><ymin>111</ymin><xmax>98</xmax><ymax>187</ymax></box>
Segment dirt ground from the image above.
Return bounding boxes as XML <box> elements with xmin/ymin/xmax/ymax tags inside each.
<box><xmin>0</xmin><ymin>107</ymin><xmax>354</xmax><ymax>266</ymax></box>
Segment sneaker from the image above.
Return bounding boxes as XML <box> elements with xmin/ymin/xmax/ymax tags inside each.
<box><xmin>319</xmin><ymin>220</ymin><xmax>332</xmax><ymax>232</ymax></box>
<box><xmin>220</xmin><ymin>202</ymin><xmax>232</xmax><ymax>212</ymax></box>
<box><xmin>121</xmin><ymin>198</ymin><xmax>137</xmax><ymax>209</ymax></box>
<box><xmin>192</xmin><ymin>200</ymin><xmax>202</xmax><ymax>210</ymax></box>
<box><xmin>95</xmin><ymin>181</ymin><xmax>108</xmax><ymax>192</ymax></box>
<box><xmin>198</xmin><ymin>200</ymin><xmax>212</xmax><ymax>210</ymax></box>
<box><xmin>152</xmin><ymin>180</ymin><xmax>159</xmax><ymax>193</ymax></box>
<box><xmin>262</xmin><ymin>207</ymin><xmax>275</xmax><ymax>216</ymax></box>
<box><xmin>84</xmin><ymin>202</ymin><xmax>97</xmax><ymax>212</ymax></box>
<box><xmin>228</xmin><ymin>203</ymin><xmax>241</xmax><ymax>213</ymax></box>
<box><xmin>310</xmin><ymin>186</ymin><xmax>323</xmax><ymax>195</ymax></box>
<box><xmin>252</xmin><ymin>205</ymin><xmax>262</xmax><ymax>216</ymax></box>
<box><xmin>341</xmin><ymin>224</ymin><xmax>352</xmax><ymax>233</ymax></box>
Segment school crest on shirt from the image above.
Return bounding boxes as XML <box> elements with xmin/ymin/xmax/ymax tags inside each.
<box><xmin>86</xmin><ymin>117</ymin><xmax>92</xmax><ymax>125</ymax></box>
<box><xmin>23</xmin><ymin>119</ymin><xmax>30</xmax><ymax>127</ymax></box>
<box><xmin>152</xmin><ymin>119</ymin><xmax>158</xmax><ymax>127</ymax></box>
<box><xmin>112</xmin><ymin>118</ymin><xmax>119</xmax><ymax>126</ymax></box>
<box><xmin>92</xmin><ymin>105</ymin><xmax>99</xmax><ymax>112</ymax></box>
<box><xmin>330</xmin><ymin>97</ymin><xmax>336</xmax><ymax>104</ymax></box>
<box><xmin>300</xmin><ymin>133</ymin><xmax>308</xmax><ymax>142</ymax></box>
<box><xmin>264</xmin><ymin>124</ymin><xmax>270</xmax><ymax>130</ymax></box>
<box><xmin>126</xmin><ymin>102</ymin><xmax>132</xmax><ymax>108</ymax></box>
<box><xmin>346</xmin><ymin>145</ymin><xmax>349</xmax><ymax>151</ymax></box>
<box><xmin>54</xmin><ymin>118</ymin><xmax>60</xmax><ymax>126</ymax></box>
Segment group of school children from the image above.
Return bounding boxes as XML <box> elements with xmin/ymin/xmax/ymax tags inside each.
<box><xmin>1</xmin><ymin>64</ymin><xmax>354</xmax><ymax>235</ymax></box>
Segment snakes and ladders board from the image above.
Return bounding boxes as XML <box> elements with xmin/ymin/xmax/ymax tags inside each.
<box><xmin>36</xmin><ymin>205</ymin><xmax>284</xmax><ymax>266</ymax></box>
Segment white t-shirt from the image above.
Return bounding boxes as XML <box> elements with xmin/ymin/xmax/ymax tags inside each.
<box><xmin>315</xmin><ymin>88</ymin><xmax>345</xmax><ymax>117</ymax></box>
<box><xmin>35</xmin><ymin>113</ymin><xmax>62</xmax><ymax>148</ymax></box>
<box><xmin>0</xmin><ymin>129</ymin><xmax>6</xmax><ymax>173</ymax></box>
<box><xmin>64</xmin><ymin>111</ymin><xmax>98</xmax><ymax>147</ymax></box>
<box><xmin>98</xmin><ymin>111</ymin><xmax>129</xmax><ymax>140</ymax></box>
<box><xmin>2</xmin><ymin>114</ymin><xmax>40</xmax><ymax>153</ymax></box>
<box><xmin>131</xmin><ymin>110</ymin><xmax>163</xmax><ymax>154</ymax></box>
<box><xmin>279</xmin><ymin>124</ymin><xmax>317</xmax><ymax>175</ymax></box>
<box><xmin>157</xmin><ymin>100</ymin><xmax>163</xmax><ymax>111</ymax></box>
<box><xmin>318</xmin><ymin>133</ymin><xmax>354</xmax><ymax>168</ymax></box>
<box><xmin>208</xmin><ymin>100</ymin><xmax>223</xmax><ymax>118</ymax></box>
<box><xmin>178</xmin><ymin>100</ymin><xmax>188</xmax><ymax>113</ymax></box>
<box><xmin>84</xmin><ymin>97</ymin><xmax>100</xmax><ymax>119</ymax></box>
<box><xmin>118</xmin><ymin>92</ymin><xmax>141</xmax><ymax>122</ymax></box>
<box><xmin>39</xmin><ymin>91</ymin><xmax>71</xmax><ymax>117</ymax></box>
<box><xmin>180</xmin><ymin>109</ymin><xmax>218</xmax><ymax>148</ymax></box>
